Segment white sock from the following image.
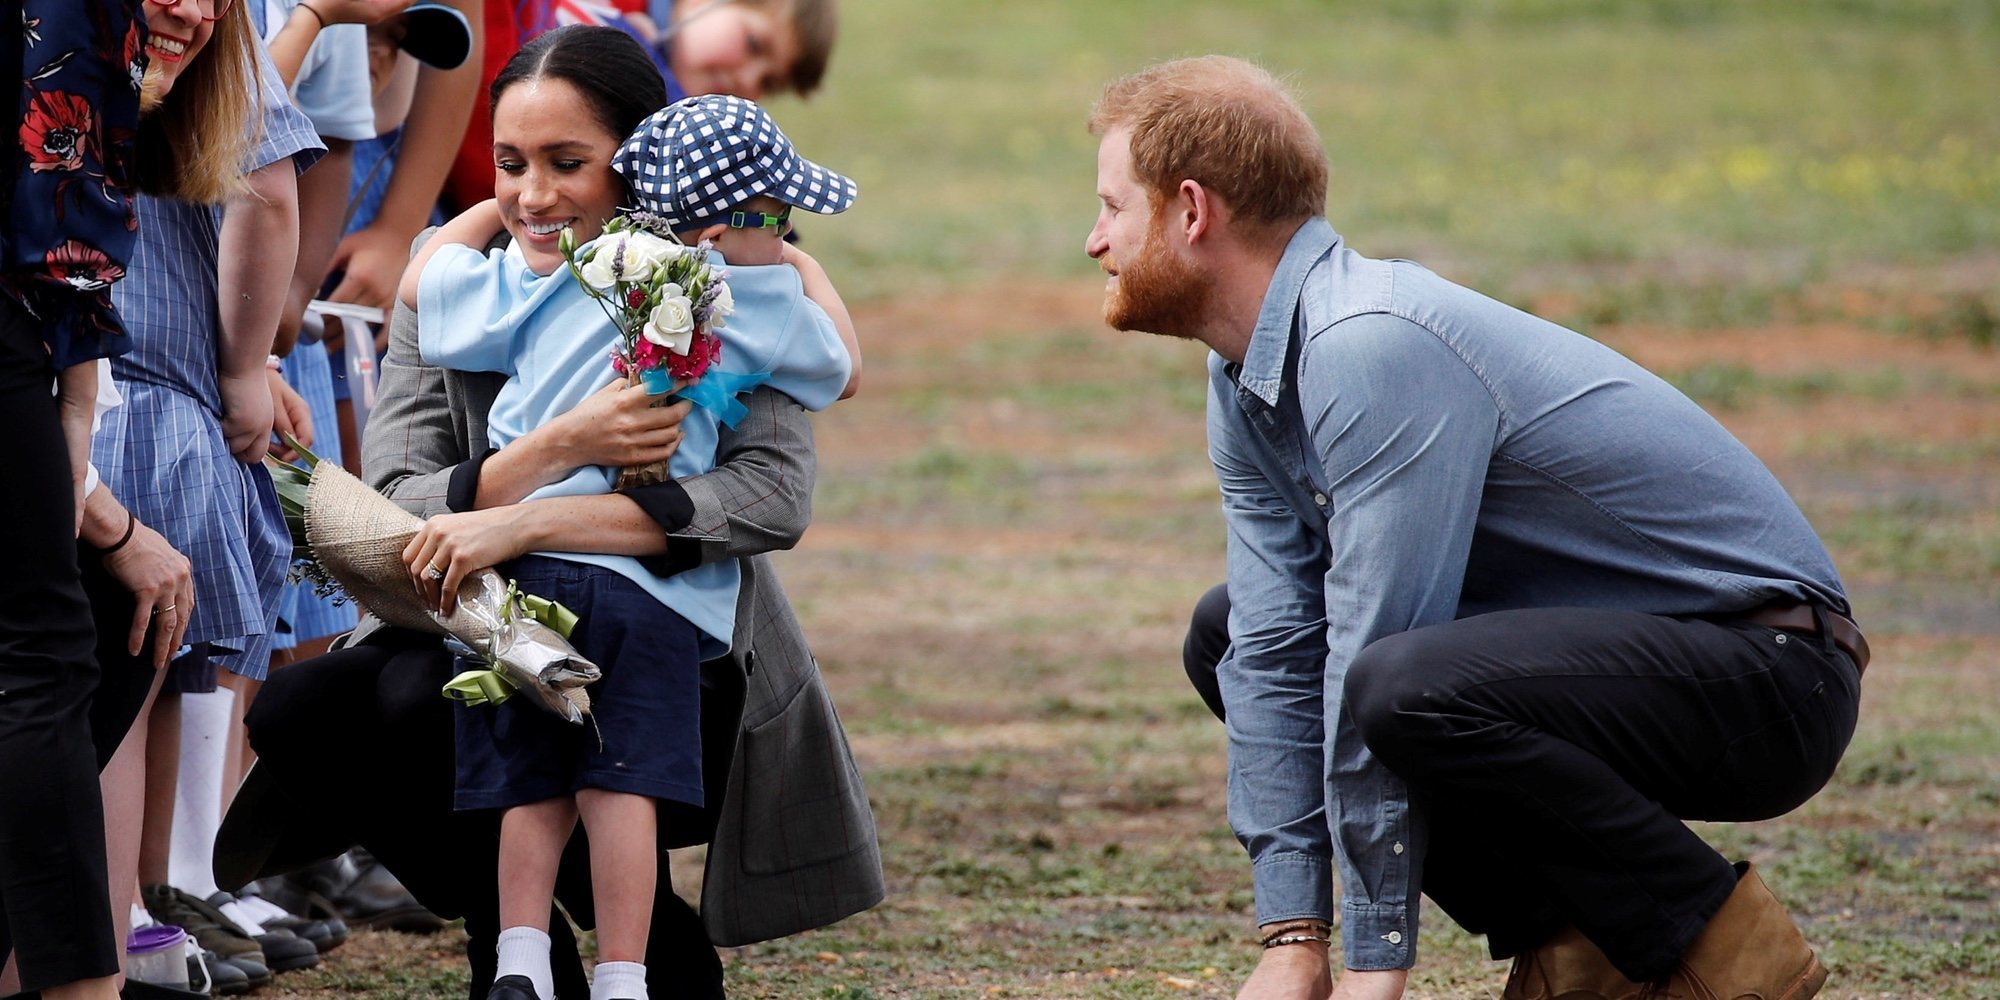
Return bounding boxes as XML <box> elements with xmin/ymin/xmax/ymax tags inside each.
<box><xmin>496</xmin><ymin>926</ymin><xmax>554</xmax><ymax>1000</ymax></box>
<box><xmin>168</xmin><ymin>689</ymin><xmax>235</xmax><ymax>899</ymax></box>
<box><xmin>239</xmin><ymin>894</ymin><xmax>291</xmax><ymax>923</ymax></box>
<box><xmin>216</xmin><ymin>895</ymin><xmax>269</xmax><ymax>935</ymax></box>
<box><xmin>590</xmin><ymin>960</ymin><xmax>647</xmax><ymax>1000</ymax></box>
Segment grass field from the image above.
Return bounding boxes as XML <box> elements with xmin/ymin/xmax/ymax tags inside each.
<box><xmin>272</xmin><ymin>2</ymin><xmax>1998</xmax><ymax>997</ymax></box>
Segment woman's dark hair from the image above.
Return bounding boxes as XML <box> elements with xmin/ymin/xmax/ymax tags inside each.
<box><xmin>490</xmin><ymin>25</ymin><xmax>669</xmax><ymax>143</ymax></box>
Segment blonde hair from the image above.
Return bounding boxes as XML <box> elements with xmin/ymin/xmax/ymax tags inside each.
<box><xmin>1089</xmin><ymin>56</ymin><xmax>1327</xmax><ymax>232</ymax></box>
<box><xmin>135</xmin><ymin>1</ymin><xmax>262</xmax><ymax>204</ymax></box>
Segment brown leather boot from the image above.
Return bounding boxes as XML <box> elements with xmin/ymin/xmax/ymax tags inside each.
<box><xmin>1502</xmin><ymin>925</ymin><xmax>1647</xmax><ymax>1000</ymax></box>
<box><xmin>1651</xmin><ymin>862</ymin><xmax>1829</xmax><ymax>1000</ymax></box>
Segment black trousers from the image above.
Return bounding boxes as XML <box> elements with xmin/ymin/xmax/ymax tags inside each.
<box><xmin>1183</xmin><ymin>583</ymin><xmax>1861</xmax><ymax>981</ymax></box>
<box><xmin>245</xmin><ymin>629</ymin><xmax>746</xmax><ymax>1000</ymax></box>
<box><xmin>0</xmin><ymin>300</ymin><xmax>116</xmax><ymax>992</ymax></box>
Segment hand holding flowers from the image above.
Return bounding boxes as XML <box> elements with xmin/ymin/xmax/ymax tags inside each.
<box><xmin>559</xmin><ymin>216</ymin><xmax>732</xmax><ymax>488</ymax></box>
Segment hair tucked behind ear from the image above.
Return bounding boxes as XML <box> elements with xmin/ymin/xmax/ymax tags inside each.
<box><xmin>491</xmin><ymin>25</ymin><xmax>670</xmax><ymax>144</ymax></box>
<box><xmin>134</xmin><ymin>1</ymin><xmax>261</xmax><ymax>204</ymax></box>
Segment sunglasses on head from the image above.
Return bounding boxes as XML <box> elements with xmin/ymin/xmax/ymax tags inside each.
<box><xmin>144</xmin><ymin>0</ymin><xmax>236</xmax><ymax>23</ymax></box>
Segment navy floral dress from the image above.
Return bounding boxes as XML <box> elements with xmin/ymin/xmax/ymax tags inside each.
<box><xmin>2</xmin><ymin>1</ymin><xmax>146</xmax><ymax>369</ymax></box>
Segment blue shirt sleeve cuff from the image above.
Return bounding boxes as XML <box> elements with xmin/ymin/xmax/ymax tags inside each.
<box><xmin>1252</xmin><ymin>852</ymin><xmax>1334</xmax><ymax>927</ymax></box>
<box><xmin>1340</xmin><ymin>901</ymin><xmax>1415</xmax><ymax>971</ymax></box>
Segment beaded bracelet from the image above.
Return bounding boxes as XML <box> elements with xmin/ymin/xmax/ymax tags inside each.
<box><xmin>1259</xmin><ymin>919</ymin><xmax>1334</xmax><ymax>948</ymax></box>
<box><xmin>1262</xmin><ymin>932</ymin><xmax>1333</xmax><ymax>950</ymax></box>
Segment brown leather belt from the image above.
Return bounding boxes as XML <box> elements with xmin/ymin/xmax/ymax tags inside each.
<box><xmin>1741</xmin><ymin>603</ymin><xmax>1870</xmax><ymax>675</ymax></box>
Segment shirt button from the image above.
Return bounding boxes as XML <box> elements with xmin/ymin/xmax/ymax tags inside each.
<box><xmin>1392</xmin><ymin>841</ymin><xmax>1404</xmax><ymax>855</ymax></box>
<box><xmin>1384</xmin><ymin>931</ymin><xmax>1403</xmax><ymax>945</ymax></box>
<box><xmin>1775</xmin><ymin>634</ymin><xmax>1789</xmax><ymax>645</ymax></box>
<box><xmin>1313</xmin><ymin>492</ymin><xmax>1328</xmax><ymax>507</ymax></box>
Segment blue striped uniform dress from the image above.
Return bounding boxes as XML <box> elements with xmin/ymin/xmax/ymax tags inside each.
<box><xmin>98</xmin><ymin>58</ymin><xmax>325</xmax><ymax>679</ymax></box>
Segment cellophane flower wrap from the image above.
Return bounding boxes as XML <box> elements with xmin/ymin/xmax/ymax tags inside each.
<box><xmin>558</xmin><ymin>214</ymin><xmax>736</xmax><ymax>489</ymax></box>
<box><xmin>264</xmin><ymin>444</ymin><xmax>600</xmax><ymax>725</ymax></box>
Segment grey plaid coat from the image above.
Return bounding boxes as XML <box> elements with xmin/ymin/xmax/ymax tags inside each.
<box><xmin>351</xmin><ymin>232</ymin><xmax>883</xmax><ymax>945</ymax></box>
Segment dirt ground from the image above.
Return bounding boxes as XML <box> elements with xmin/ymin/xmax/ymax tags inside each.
<box><xmin>275</xmin><ymin>279</ymin><xmax>1999</xmax><ymax>998</ymax></box>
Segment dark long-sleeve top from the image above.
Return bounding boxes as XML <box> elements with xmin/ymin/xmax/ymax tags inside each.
<box><xmin>2</xmin><ymin>0</ymin><xmax>146</xmax><ymax>369</ymax></box>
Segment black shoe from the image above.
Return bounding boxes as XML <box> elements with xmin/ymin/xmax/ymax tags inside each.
<box><xmin>266</xmin><ymin>850</ymin><xmax>449</xmax><ymax>933</ymax></box>
<box><xmin>217</xmin><ymin>952</ymin><xmax>270</xmax><ymax>992</ymax></box>
<box><xmin>487</xmin><ymin>974</ymin><xmax>542</xmax><ymax>1000</ymax></box>
<box><xmin>190</xmin><ymin>948</ymin><xmax>251</xmax><ymax>996</ymax></box>
<box><xmin>253</xmin><ymin>929</ymin><xmax>319</xmax><ymax>973</ymax></box>
<box><xmin>327</xmin><ymin>850</ymin><xmax>449</xmax><ymax>932</ymax></box>
<box><xmin>212</xmin><ymin>889</ymin><xmax>347</xmax><ymax>953</ymax></box>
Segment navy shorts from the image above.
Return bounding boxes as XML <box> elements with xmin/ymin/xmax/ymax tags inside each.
<box><xmin>453</xmin><ymin>556</ymin><xmax>704</xmax><ymax>813</ymax></box>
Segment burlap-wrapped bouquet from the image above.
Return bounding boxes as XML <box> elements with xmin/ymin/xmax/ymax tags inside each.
<box><xmin>271</xmin><ymin>453</ymin><xmax>599</xmax><ymax>724</ymax></box>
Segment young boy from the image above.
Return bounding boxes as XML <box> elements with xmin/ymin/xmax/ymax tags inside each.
<box><xmin>402</xmin><ymin>94</ymin><xmax>857</xmax><ymax>1000</ymax></box>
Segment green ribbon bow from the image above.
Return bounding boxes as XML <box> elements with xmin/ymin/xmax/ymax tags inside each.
<box><xmin>440</xmin><ymin>581</ymin><xmax>582</xmax><ymax>707</ymax></box>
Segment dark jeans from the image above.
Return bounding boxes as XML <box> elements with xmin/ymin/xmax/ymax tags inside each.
<box><xmin>0</xmin><ymin>300</ymin><xmax>115</xmax><ymax>992</ymax></box>
<box><xmin>246</xmin><ymin>629</ymin><xmax>746</xmax><ymax>1000</ymax></box>
<box><xmin>1182</xmin><ymin>583</ymin><xmax>1861</xmax><ymax>981</ymax></box>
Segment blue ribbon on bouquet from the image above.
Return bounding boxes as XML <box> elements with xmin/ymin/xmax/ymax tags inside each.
<box><xmin>639</xmin><ymin>367</ymin><xmax>770</xmax><ymax>429</ymax></box>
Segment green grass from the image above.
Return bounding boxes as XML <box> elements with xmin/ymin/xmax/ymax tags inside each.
<box><xmin>265</xmin><ymin>5</ymin><xmax>2000</xmax><ymax>997</ymax></box>
<box><xmin>782</xmin><ymin>0</ymin><xmax>2000</xmax><ymax>325</ymax></box>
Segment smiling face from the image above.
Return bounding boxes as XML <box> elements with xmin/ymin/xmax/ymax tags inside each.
<box><xmin>668</xmin><ymin>0</ymin><xmax>800</xmax><ymax>99</ymax></box>
<box><xmin>139</xmin><ymin>0</ymin><xmax>219</xmax><ymax>110</ymax></box>
<box><xmin>1086</xmin><ymin>128</ymin><xmax>1210</xmax><ymax>338</ymax></box>
<box><xmin>491</xmin><ymin>78</ymin><xmax>627</xmax><ymax>276</ymax></box>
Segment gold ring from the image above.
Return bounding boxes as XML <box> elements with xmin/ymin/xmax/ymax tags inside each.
<box><xmin>152</xmin><ymin>604</ymin><xmax>177</xmax><ymax>616</ymax></box>
<box><xmin>425</xmin><ymin>565</ymin><xmax>446</xmax><ymax>580</ymax></box>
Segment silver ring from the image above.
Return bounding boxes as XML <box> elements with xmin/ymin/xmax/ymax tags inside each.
<box><xmin>425</xmin><ymin>565</ymin><xmax>446</xmax><ymax>581</ymax></box>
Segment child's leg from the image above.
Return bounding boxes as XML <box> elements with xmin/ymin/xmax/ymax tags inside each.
<box><xmin>500</xmin><ymin>797</ymin><xmax>577</xmax><ymax>927</ymax></box>
<box><xmin>573</xmin><ymin>789</ymin><xmax>657</xmax><ymax>963</ymax></box>
<box><xmin>497</xmin><ymin>798</ymin><xmax>578</xmax><ymax>999</ymax></box>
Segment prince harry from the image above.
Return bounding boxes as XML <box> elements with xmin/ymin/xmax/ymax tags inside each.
<box><xmin>1086</xmin><ymin>56</ymin><xmax>1860</xmax><ymax>1000</ymax></box>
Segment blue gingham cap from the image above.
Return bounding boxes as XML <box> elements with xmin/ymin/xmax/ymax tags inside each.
<box><xmin>612</xmin><ymin>95</ymin><xmax>857</xmax><ymax>232</ymax></box>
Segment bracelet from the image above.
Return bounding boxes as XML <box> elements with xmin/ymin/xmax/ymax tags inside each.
<box><xmin>1259</xmin><ymin>919</ymin><xmax>1332</xmax><ymax>939</ymax></box>
<box><xmin>1262</xmin><ymin>933</ymin><xmax>1333</xmax><ymax>950</ymax></box>
<box><xmin>99</xmin><ymin>509</ymin><xmax>137</xmax><ymax>555</ymax></box>
<box><xmin>296</xmin><ymin>1</ymin><xmax>327</xmax><ymax>28</ymax></box>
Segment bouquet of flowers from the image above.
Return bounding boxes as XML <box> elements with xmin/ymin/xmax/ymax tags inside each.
<box><xmin>265</xmin><ymin>445</ymin><xmax>600</xmax><ymax>724</ymax></box>
<box><xmin>558</xmin><ymin>214</ymin><xmax>735</xmax><ymax>489</ymax></box>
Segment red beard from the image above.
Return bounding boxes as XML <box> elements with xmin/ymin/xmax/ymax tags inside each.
<box><xmin>1101</xmin><ymin>214</ymin><xmax>1211</xmax><ymax>340</ymax></box>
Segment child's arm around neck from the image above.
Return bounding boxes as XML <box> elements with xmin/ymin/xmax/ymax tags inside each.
<box><xmin>395</xmin><ymin>198</ymin><xmax>509</xmax><ymax>312</ymax></box>
<box><xmin>779</xmin><ymin>242</ymin><xmax>862</xmax><ymax>399</ymax></box>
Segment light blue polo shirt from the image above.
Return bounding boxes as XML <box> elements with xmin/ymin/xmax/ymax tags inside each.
<box><xmin>417</xmin><ymin>239</ymin><xmax>850</xmax><ymax>655</ymax></box>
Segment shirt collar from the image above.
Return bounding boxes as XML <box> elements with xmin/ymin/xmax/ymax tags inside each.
<box><xmin>1236</xmin><ymin>217</ymin><xmax>1340</xmax><ymax>406</ymax></box>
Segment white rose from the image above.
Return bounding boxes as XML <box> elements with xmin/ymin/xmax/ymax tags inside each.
<box><xmin>707</xmin><ymin>282</ymin><xmax>734</xmax><ymax>328</ymax></box>
<box><xmin>625</xmin><ymin>231</ymin><xmax>680</xmax><ymax>263</ymax></box>
<box><xmin>577</xmin><ymin>246</ymin><xmax>620</xmax><ymax>290</ymax></box>
<box><xmin>642</xmin><ymin>295</ymin><xmax>697</xmax><ymax>354</ymax></box>
<box><xmin>580</xmin><ymin>232</ymin><xmax>674</xmax><ymax>289</ymax></box>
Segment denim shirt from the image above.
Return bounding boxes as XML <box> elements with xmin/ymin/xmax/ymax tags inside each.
<box><xmin>1207</xmin><ymin>218</ymin><xmax>1847</xmax><ymax>970</ymax></box>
